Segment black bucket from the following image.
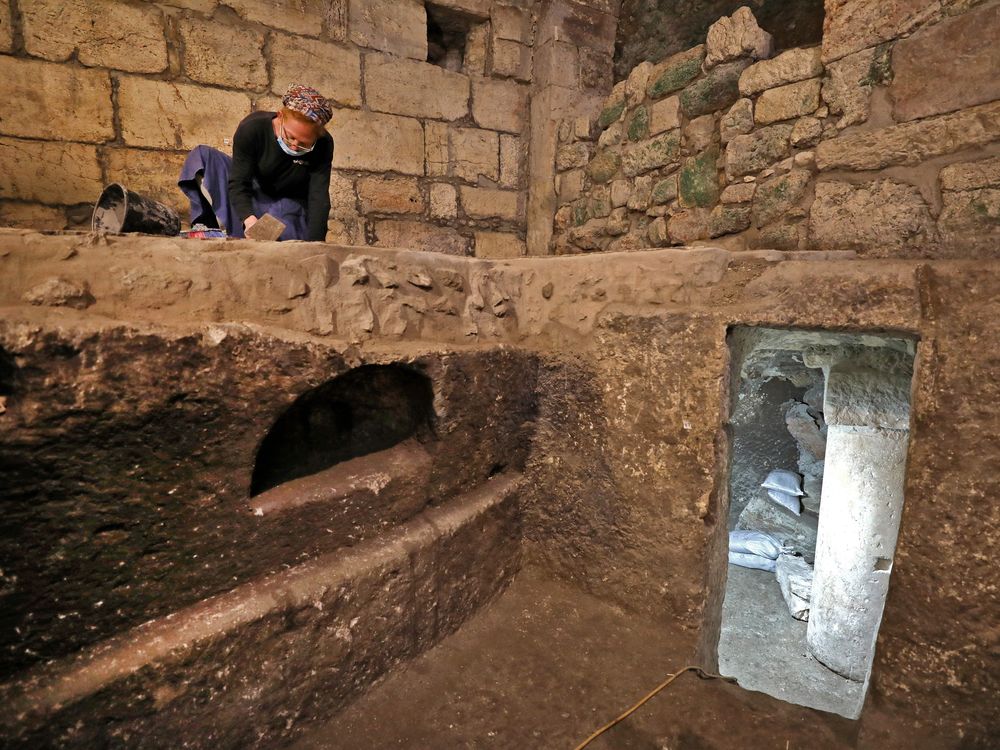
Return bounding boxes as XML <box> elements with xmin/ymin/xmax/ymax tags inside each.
<box><xmin>92</xmin><ymin>183</ymin><xmax>181</xmax><ymax>236</ymax></box>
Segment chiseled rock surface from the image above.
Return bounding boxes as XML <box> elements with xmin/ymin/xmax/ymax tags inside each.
<box><xmin>890</xmin><ymin>2</ymin><xmax>1000</xmax><ymax>122</ymax></box>
<box><xmin>938</xmin><ymin>156</ymin><xmax>1000</xmax><ymax>253</ymax></box>
<box><xmin>816</xmin><ymin>100</ymin><xmax>1000</xmax><ymax>171</ymax></box>
<box><xmin>809</xmin><ymin>179</ymin><xmax>936</xmax><ymax>255</ymax></box>
<box><xmin>822</xmin><ymin>0</ymin><xmax>942</xmax><ymax>63</ymax></box>
<box><xmin>821</xmin><ymin>45</ymin><xmax>889</xmax><ymax>129</ymax></box>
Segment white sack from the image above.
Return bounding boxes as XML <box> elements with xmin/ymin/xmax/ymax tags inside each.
<box><xmin>728</xmin><ymin>530</ymin><xmax>785</xmax><ymax>560</ymax></box>
<box><xmin>775</xmin><ymin>552</ymin><xmax>813</xmax><ymax>621</ymax></box>
<box><xmin>728</xmin><ymin>550</ymin><xmax>777</xmax><ymax>572</ymax></box>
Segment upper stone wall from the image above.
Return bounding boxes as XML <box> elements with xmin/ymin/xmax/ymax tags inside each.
<box><xmin>613</xmin><ymin>0</ymin><xmax>825</xmax><ymax>82</ymax></box>
<box><xmin>552</xmin><ymin>2</ymin><xmax>1000</xmax><ymax>258</ymax></box>
<box><xmin>0</xmin><ymin>0</ymin><xmax>537</xmax><ymax>259</ymax></box>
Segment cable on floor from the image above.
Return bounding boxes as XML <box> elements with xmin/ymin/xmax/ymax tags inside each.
<box><xmin>572</xmin><ymin>665</ymin><xmax>737</xmax><ymax>750</ymax></box>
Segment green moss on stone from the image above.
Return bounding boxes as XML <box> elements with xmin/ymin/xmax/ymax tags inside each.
<box><xmin>598</xmin><ymin>100</ymin><xmax>626</xmax><ymax>129</ymax></box>
<box><xmin>861</xmin><ymin>43</ymin><xmax>894</xmax><ymax>86</ymax></box>
<box><xmin>572</xmin><ymin>199</ymin><xmax>590</xmax><ymax>226</ymax></box>
<box><xmin>679</xmin><ymin>61</ymin><xmax>745</xmax><ymax>118</ymax></box>
<box><xmin>651</xmin><ymin>176</ymin><xmax>678</xmax><ymax>205</ymax></box>
<box><xmin>587</xmin><ymin>149</ymin><xmax>622</xmax><ymax>184</ymax></box>
<box><xmin>627</xmin><ymin>105</ymin><xmax>650</xmax><ymax>142</ymax></box>
<box><xmin>678</xmin><ymin>146</ymin><xmax>720</xmax><ymax>208</ymax></box>
<box><xmin>647</xmin><ymin>57</ymin><xmax>702</xmax><ymax>100</ymax></box>
<box><xmin>752</xmin><ymin>170</ymin><xmax>811</xmax><ymax>227</ymax></box>
<box><xmin>622</xmin><ymin>132</ymin><xmax>681</xmax><ymax>177</ymax></box>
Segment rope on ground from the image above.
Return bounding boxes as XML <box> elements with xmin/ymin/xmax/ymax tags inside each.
<box><xmin>572</xmin><ymin>665</ymin><xmax>736</xmax><ymax>750</ymax></box>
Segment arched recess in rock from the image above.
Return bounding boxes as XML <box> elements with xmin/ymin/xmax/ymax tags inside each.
<box><xmin>250</xmin><ymin>364</ymin><xmax>436</xmax><ymax>497</ymax></box>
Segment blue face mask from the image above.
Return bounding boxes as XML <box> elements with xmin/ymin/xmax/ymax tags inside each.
<box><xmin>277</xmin><ymin>135</ymin><xmax>314</xmax><ymax>157</ymax></box>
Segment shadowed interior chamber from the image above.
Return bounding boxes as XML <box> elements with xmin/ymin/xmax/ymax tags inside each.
<box><xmin>250</xmin><ymin>364</ymin><xmax>436</xmax><ymax>496</ymax></box>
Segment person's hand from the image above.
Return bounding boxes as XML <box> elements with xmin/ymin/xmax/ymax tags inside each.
<box><xmin>243</xmin><ymin>216</ymin><xmax>258</xmax><ymax>232</ymax></box>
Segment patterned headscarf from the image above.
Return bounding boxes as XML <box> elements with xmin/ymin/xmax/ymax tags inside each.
<box><xmin>281</xmin><ymin>84</ymin><xmax>333</xmax><ymax>126</ymax></box>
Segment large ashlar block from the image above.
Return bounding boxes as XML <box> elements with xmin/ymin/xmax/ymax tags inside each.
<box><xmin>499</xmin><ymin>135</ymin><xmax>521</xmax><ymax>188</ymax></box>
<box><xmin>532</xmin><ymin>40</ymin><xmax>578</xmax><ymax>90</ymax></box>
<box><xmin>373</xmin><ymin>219</ymin><xmax>469</xmax><ymax>255</ymax></box>
<box><xmin>101</xmin><ymin>148</ymin><xmax>191</xmax><ymax>215</ymax></box>
<box><xmin>754</xmin><ymin>79</ymin><xmax>822</xmax><ymax>125</ymax></box>
<box><xmin>0</xmin><ymin>202</ymin><xmax>66</xmax><ymax>230</ymax></box>
<box><xmin>357</xmin><ymin>176</ymin><xmax>425</xmax><ymax>215</ymax></box>
<box><xmin>491</xmin><ymin>4</ymin><xmax>531</xmax><ymax>43</ymax></box>
<box><xmin>272</xmin><ymin>35</ymin><xmax>361</xmax><ymax>107</ymax></box>
<box><xmin>0</xmin><ymin>58</ymin><xmax>114</xmax><ymax>143</ymax></box>
<box><xmin>475</xmin><ymin>231</ymin><xmax>525</xmax><ymax>258</ymax></box>
<box><xmin>331</xmin><ymin>111</ymin><xmax>425</xmax><ymax>175</ymax></box>
<box><xmin>461</xmin><ymin>187</ymin><xmax>519</xmax><ymax>221</ymax></box>
<box><xmin>822</xmin><ymin>0</ymin><xmax>939</xmax><ymax>64</ymax></box>
<box><xmin>350</xmin><ymin>0</ymin><xmax>427</xmax><ymax>60</ymax></box>
<box><xmin>0</xmin><ymin>1</ymin><xmax>11</xmax><ymax>52</ymax></box>
<box><xmin>472</xmin><ymin>78</ymin><xmax>529</xmax><ymax>134</ymax></box>
<box><xmin>180</xmin><ymin>17</ymin><xmax>267</xmax><ymax>89</ymax></box>
<box><xmin>816</xmin><ymin>100</ymin><xmax>1000</xmax><ymax>171</ymax></box>
<box><xmin>492</xmin><ymin>39</ymin><xmax>532</xmax><ymax>81</ymax></box>
<box><xmin>0</xmin><ymin>138</ymin><xmax>103</xmax><ymax>205</ymax></box>
<box><xmin>425</xmin><ymin>122</ymin><xmax>449</xmax><ymax>177</ymax></box>
<box><xmin>430</xmin><ymin>183</ymin><xmax>457</xmax><ymax>219</ymax></box>
<box><xmin>118</xmin><ymin>77</ymin><xmax>252</xmax><ymax>150</ymax></box>
<box><xmin>365</xmin><ymin>56</ymin><xmax>470</xmax><ymax>121</ymax></box>
<box><xmin>649</xmin><ymin>96</ymin><xmax>681</xmax><ymax>136</ymax></box>
<box><xmin>21</xmin><ymin>0</ymin><xmax>168</xmax><ymax>73</ymax></box>
<box><xmin>225</xmin><ymin>0</ymin><xmax>327</xmax><ymax>36</ymax></box>
<box><xmin>450</xmin><ymin>127</ymin><xmax>500</xmax><ymax>183</ymax></box>
<box><xmin>890</xmin><ymin>2</ymin><xmax>1000</xmax><ymax>122</ymax></box>
<box><xmin>739</xmin><ymin>47</ymin><xmax>823</xmax><ymax>97</ymax></box>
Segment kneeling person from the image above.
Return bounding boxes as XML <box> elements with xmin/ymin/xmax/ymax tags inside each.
<box><xmin>230</xmin><ymin>84</ymin><xmax>334</xmax><ymax>241</ymax></box>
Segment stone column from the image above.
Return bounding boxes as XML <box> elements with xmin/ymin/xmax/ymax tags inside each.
<box><xmin>527</xmin><ymin>0</ymin><xmax>618</xmax><ymax>255</ymax></box>
<box><xmin>804</xmin><ymin>347</ymin><xmax>913</xmax><ymax>681</ymax></box>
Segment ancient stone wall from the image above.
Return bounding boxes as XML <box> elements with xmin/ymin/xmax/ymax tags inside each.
<box><xmin>0</xmin><ymin>0</ymin><xmax>540</xmax><ymax>258</ymax></box>
<box><xmin>552</xmin><ymin>2</ymin><xmax>1000</xmax><ymax>257</ymax></box>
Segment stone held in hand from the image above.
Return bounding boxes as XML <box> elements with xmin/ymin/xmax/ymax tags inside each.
<box><xmin>245</xmin><ymin>213</ymin><xmax>287</xmax><ymax>242</ymax></box>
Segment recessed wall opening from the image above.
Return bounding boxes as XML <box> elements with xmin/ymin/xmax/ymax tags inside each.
<box><xmin>250</xmin><ymin>364</ymin><xmax>435</xmax><ymax>496</ymax></box>
<box><xmin>426</xmin><ymin>3</ymin><xmax>479</xmax><ymax>72</ymax></box>
<box><xmin>718</xmin><ymin>326</ymin><xmax>916</xmax><ymax>719</ymax></box>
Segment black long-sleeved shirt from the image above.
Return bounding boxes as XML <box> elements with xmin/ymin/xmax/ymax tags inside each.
<box><xmin>228</xmin><ymin>111</ymin><xmax>334</xmax><ymax>242</ymax></box>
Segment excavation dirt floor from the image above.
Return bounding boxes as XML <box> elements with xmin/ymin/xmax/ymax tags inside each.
<box><xmin>292</xmin><ymin>572</ymin><xmax>858</xmax><ymax>749</ymax></box>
